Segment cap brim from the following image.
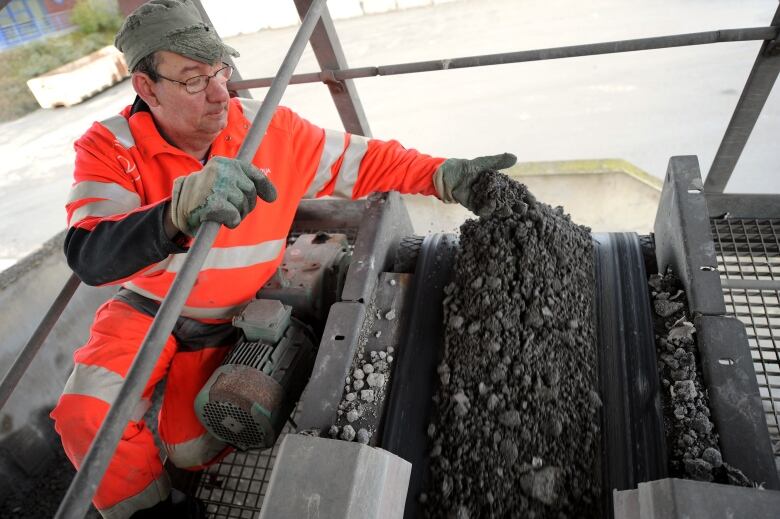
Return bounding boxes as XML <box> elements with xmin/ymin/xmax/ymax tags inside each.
<box><xmin>165</xmin><ymin>28</ymin><xmax>240</xmax><ymax>66</ymax></box>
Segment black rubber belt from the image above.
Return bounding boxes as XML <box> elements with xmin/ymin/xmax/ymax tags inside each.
<box><xmin>383</xmin><ymin>231</ymin><xmax>666</xmax><ymax>518</ymax></box>
<box><xmin>380</xmin><ymin>233</ymin><xmax>458</xmax><ymax>519</ymax></box>
<box><xmin>593</xmin><ymin>232</ymin><xmax>667</xmax><ymax>517</ymax></box>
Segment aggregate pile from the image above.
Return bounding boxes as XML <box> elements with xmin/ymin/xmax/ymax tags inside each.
<box><xmin>329</xmin><ymin>344</ymin><xmax>395</xmax><ymax>444</ymax></box>
<box><xmin>650</xmin><ymin>270</ymin><xmax>752</xmax><ymax>486</ymax></box>
<box><xmin>423</xmin><ymin>171</ymin><xmax>601</xmax><ymax>518</ymax></box>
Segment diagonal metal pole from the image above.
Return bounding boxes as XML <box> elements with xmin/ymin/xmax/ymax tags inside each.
<box><xmin>293</xmin><ymin>0</ymin><xmax>371</xmax><ymax>136</ymax></box>
<box><xmin>54</xmin><ymin>1</ymin><xmax>329</xmax><ymax>517</ymax></box>
<box><xmin>0</xmin><ymin>272</ymin><xmax>80</xmax><ymax>410</ymax></box>
<box><xmin>190</xmin><ymin>0</ymin><xmax>252</xmax><ymax>99</ymax></box>
<box><xmin>705</xmin><ymin>5</ymin><xmax>780</xmax><ymax>193</ymax></box>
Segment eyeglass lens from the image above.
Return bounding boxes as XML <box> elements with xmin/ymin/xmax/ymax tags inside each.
<box><xmin>186</xmin><ymin>65</ymin><xmax>233</xmax><ymax>93</ymax></box>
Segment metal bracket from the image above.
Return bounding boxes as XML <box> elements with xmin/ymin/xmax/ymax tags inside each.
<box><xmin>763</xmin><ymin>36</ymin><xmax>780</xmax><ymax>56</ymax></box>
<box><xmin>655</xmin><ymin>156</ymin><xmax>727</xmax><ymax>316</ymax></box>
<box><xmin>319</xmin><ymin>69</ymin><xmax>346</xmax><ymax>93</ymax></box>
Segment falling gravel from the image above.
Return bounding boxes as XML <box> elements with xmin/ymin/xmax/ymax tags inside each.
<box><xmin>423</xmin><ymin>171</ymin><xmax>601</xmax><ymax>518</ymax></box>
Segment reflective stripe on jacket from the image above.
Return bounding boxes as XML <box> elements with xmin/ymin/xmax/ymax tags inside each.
<box><xmin>66</xmin><ymin>97</ymin><xmax>444</xmax><ymax>320</ymax></box>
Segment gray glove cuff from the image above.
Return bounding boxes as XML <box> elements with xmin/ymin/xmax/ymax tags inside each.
<box><xmin>433</xmin><ymin>159</ymin><xmax>460</xmax><ymax>204</ymax></box>
<box><xmin>170</xmin><ymin>176</ymin><xmax>192</xmax><ymax>235</ymax></box>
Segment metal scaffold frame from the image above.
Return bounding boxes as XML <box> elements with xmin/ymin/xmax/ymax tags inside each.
<box><xmin>0</xmin><ymin>0</ymin><xmax>779</xmax><ymax>516</ymax></box>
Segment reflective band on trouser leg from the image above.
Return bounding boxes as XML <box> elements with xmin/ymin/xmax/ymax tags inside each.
<box><xmin>160</xmin><ymin>344</ymin><xmax>233</xmax><ymax>469</ymax></box>
<box><xmin>50</xmin><ymin>299</ymin><xmax>179</xmax><ymax>518</ymax></box>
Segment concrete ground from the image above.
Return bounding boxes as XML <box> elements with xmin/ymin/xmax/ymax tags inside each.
<box><xmin>0</xmin><ymin>0</ymin><xmax>778</xmax><ymax>268</ymax></box>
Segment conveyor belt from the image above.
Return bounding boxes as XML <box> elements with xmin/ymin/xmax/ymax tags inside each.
<box><xmin>381</xmin><ymin>231</ymin><xmax>666</xmax><ymax>518</ymax></box>
<box><xmin>593</xmin><ymin>232</ymin><xmax>667</xmax><ymax>517</ymax></box>
<box><xmin>381</xmin><ymin>233</ymin><xmax>458</xmax><ymax>519</ymax></box>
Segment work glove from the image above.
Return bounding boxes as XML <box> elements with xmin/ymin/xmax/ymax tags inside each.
<box><xmin>433</xmin><ymin>153</ymin><xmax>517</xmax><ymax>212</ymax></box>
<box><xmin>171</xmin><ymin>156</ymin><xmax>277</xmax><ymax>236</ymax></box>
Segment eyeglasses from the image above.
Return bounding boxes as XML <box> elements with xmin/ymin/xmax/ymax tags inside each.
<box><xmin>156</xmin><ymin>64</ymin><xmax>233</xmax><ymax>94</ymax></box>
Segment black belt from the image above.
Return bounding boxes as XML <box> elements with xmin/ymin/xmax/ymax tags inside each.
<box><xmin>114</xmin><ymin>288</ymin><xmax>239</xmax><ymax>351</ymax></box>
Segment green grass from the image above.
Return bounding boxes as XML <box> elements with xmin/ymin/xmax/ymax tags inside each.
<box><xmin>0</xmin><ymin>30</ymin><xmax>116</xmax><ymax>123</ymax></box>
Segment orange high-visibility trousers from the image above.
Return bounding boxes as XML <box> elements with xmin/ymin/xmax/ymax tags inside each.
<box><xmin>51</xmin><ymin>299</ymin><xmax>233</xmax><ymax>518</ymax></box>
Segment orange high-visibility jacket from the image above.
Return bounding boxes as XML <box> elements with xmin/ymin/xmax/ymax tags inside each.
<box><xmin>66</xmin><ymin>97</ymin><xmax>445</xmax><ymax>320</ymax></box>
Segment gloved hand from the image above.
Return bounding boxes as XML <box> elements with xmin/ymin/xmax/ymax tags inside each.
<box><xmin>171</xmin><ymin>156</ymin><xmax>277</xmax><ymax>236</ymax></box>
<box><xmin>433</xmin><ymin>153</ymin><xmax>517</xmax><ymax>212</ymax></box>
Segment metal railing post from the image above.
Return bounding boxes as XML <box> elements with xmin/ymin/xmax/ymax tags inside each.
<box><xmin>53</xmin><ymin>1</ymin><xmax>329</xmax><ymax>517</ymax></box>
<box><xmin>0</xmin><ymin>273</ymin><xmax>81</xmax><ymax>410</ymax></box>
<box><xmin>293</xmin><ymin>0</ymin><xmax>372</xmax><ymax>136</ymax></box>
<box><xmin>705</xmin><ymin>5</ymin><xmax>780</xmax><ymax>193</ymax></box>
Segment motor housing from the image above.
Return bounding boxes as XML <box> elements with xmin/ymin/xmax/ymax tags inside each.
<box><xmin>195</xmin><ymin>233</ymin><xmax>351</xmax><ymax>450</ymax></box>
<box><xmin>195</xmin><ymin>299</ymin><xmax>315</xmax><ymax>450</ymax></box>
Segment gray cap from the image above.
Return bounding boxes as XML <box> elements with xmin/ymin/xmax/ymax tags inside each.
<box><xmin>115</xmin><ymin>0</ymin><xmax>239</xmax><ymax>72</ymax></box>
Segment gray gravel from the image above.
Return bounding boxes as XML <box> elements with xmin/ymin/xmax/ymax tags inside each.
<box><xmin>650</xmin><ymin>271</ymin><xmax>753</xmax><ymax>486</ymax></box>
<box><xmin>423</xmin><ymin>171</ymin><xmax>600</xmax><ymax>518</ymax></box>
<box><xmin>331</xmin><ymin>344</ymin><xmax>396</xmax><ymax>446</ymax></box>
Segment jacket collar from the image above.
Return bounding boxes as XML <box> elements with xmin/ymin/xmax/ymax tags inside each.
<box><xmin>127</xmin><ymin>96</ymin><xmax>243</xmax><ymax>161</ymax></box>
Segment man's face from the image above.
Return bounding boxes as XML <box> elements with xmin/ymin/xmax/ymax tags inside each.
<box><xmin>148</xmin><ymin>51</ymin><xmax>231</xmax><ymax>145</ymax></box>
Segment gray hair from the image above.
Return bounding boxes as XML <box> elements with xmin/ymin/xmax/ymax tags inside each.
<box><xmin>132</xmin><ymin>52</ymin><xmax>160</xmax><ymax>82</ymax></box>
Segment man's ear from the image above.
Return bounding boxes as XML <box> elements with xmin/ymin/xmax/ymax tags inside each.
<box><xmin>132</xmin><ymin>73</ymin><xmax>161</xmax><ymax>107</ymax></box>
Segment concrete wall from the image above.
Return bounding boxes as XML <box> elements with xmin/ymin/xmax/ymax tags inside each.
<box><xmin>403</xmin><ymin>159</ymin><xmax>662</xmax><ymax>235</ymax></box>
<box><xmin>201</xmin><ymin>0</ymin><xmax>460</xmax><ymax>36</ymax></box>
<box><xmin>0</xmin><ymin>232</ymin><xmax>114</xmax><ymax>445</ymax></box>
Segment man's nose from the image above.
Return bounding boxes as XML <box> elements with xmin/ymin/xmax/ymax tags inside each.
<box><xmin>205</xmin><ymin>74</ymin><xmax>230</xmax><ymax>102</ymax></box>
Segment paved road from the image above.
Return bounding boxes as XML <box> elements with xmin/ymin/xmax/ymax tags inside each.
<box><xmin>0</xmin><ymin>0</ymin><xmax>778</xmax><ymax>266</ymax></box>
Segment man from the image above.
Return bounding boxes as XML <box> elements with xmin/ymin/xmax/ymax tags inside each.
<box><xmin>50</xmin><ymin>0</ymin><xmax>516</xmax><ymax>517</ymax></box>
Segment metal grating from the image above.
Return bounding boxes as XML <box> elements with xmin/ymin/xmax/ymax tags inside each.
<box><xmin>711</xmin><ymin>218</ymin><xmax>780</xmax><ymax>466</ymax></box>
<box><xmin>195</xmin><ymin>420</ymin><xmax>294</xmax><ymax>518</ymax></box>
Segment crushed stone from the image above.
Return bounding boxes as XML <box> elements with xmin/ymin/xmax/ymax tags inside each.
<box><xmin>424</xmin><ymin>170</ymin><xmax>601</xmax><ymax>518</ymax></box>
<box><xmin>650</xmin><ymin>270</ymin><xmax>753</xmax><ymax>486</ymax></box>
<box><xmin>330</xmin><ymin>341</ymin><xmax>396</xmax><ymax>446</ymax></box>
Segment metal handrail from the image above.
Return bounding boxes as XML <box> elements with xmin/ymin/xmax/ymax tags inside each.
<box><xmin>706</xmin><ymin>5</ymin><xmax>780</xmax><ymax>193</ymax></box>
<box><xmin>53</xmin><ymin>0</ymin><xmax>329</xmax><ymax>516</ymax></box>
<box><xmin>228</xmin><ymin>26</ymin><xmax>778</xmax><ymax>89</ymax></box>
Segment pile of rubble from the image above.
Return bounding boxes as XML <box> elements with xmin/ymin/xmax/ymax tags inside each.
<box><xmin>650</xmin><ymin>270</ymin><xmax>752</xmax><ymax>486</ymax></box>
<box><xmin>329</xmin><ymin>346</ymin><xmax>395</xmax><ymax>445</ymax></box>
<box><xmin>423</xmin><ymin>171</ymin><xmax>601</xmax><ymax>518</ymax></box>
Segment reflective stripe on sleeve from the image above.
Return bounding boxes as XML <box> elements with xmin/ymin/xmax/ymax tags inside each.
<box><xmin>333</xmin><ymin>134</ymin><xmax>369</xmax><ymax>198</ymax></box>
<box><xmin>62</xmin><ymin>363</ymin><xmax>151</xmax><ymax>422</ymax></box>
<box><xmin>67</xmin><ymin>181</ymin><xmax>141</xmax><ymax>207</ymax></box>
<box><xmin>101</xmin><ymin>114</ymin><xmax>135</xmax><ymax>148</ymax></box>
<box><xmin>67</xmin><ymin>181</ymin><xmax>142</xmax><ymax>225</ymax></box>
<box><xmin>304</xmin><ymin>129</ymin><xmax>346</xmax><ymax>198</ymax></box>
<box><xmin>122</xmin><ymin>282</ymin><xmax>249</xmax><ymax>320</ymax></box>
<box><xmin>163</xmin><ymin>432</ymin><xmax>227</xmax><ymax>469</ymax></box>
<box><xmin>69</xmin><ymin>199</ymin><xmax>143</xmax><ymax>226</ymax></box>
<box><xmin>99</xmin><ymin>475</ymin><xmax>171</xmax><ymax>519</ymax></box>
